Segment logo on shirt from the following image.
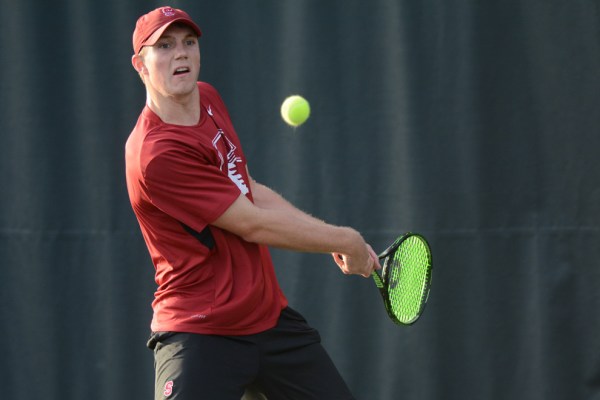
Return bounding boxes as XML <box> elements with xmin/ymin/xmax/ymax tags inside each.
<box><xmin>212</xmin><ymin>130</ymin><xmax>249</xmax><ymax>195</ymax></box>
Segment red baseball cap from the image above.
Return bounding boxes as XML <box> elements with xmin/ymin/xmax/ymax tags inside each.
<box><xmin>132</xmin><ymin>6</ymin><xmax>202</xmax><ymax>54</ymax></box>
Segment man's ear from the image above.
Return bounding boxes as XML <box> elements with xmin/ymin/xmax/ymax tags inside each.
<box><xmin>131</xmin><ymin>54</ymin><xmax>146</xmax><ymax>74</ymax></box>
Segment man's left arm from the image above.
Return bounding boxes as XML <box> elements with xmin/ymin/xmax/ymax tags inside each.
<box><xmin>247</xmin><ymin>169</ymin><xmax>379</xmax><ymax>272</ymax></box>
<box><xmin>247</xmin><ymin>170</ymin><xmax>326</xmax><ymax>226</ymax></box>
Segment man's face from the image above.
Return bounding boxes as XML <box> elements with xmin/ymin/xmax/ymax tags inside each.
<box><xmin>136</xmin><ymin>24</ymin><xmax>201</xmax><ymax>99</ymax></box>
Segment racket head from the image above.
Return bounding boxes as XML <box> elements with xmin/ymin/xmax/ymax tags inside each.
<box><xmin>376</xmin><ymin>232</ymin><xmax>432</xmax><ymax>325</ymax></box>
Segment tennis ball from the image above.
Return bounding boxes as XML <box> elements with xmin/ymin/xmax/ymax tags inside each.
<box><xmin>280</xmin><ymin>95</ymin><xmax>310</xmax><ymax>127</ymax></box>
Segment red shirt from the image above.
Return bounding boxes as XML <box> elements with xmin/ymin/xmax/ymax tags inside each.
<box><xmin>125</xmin><ymin>82</ymin><xmax>287</xmax><ymax>335</ymax></box>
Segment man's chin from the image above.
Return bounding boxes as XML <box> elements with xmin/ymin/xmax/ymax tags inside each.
<box><xmin>168</xmin><ymin>81</ymin><xmax>197</xmax><ymax>97</ymax></box>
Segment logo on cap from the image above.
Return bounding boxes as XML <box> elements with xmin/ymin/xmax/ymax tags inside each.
<box><xmin>162</xmin><ymin>7</ymin><xmax>176</xmax><ymax>17</ymax></box>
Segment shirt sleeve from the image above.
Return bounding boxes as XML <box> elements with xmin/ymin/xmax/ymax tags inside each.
<box><xmin>143</xmin><ymin>140</ymin><xmax>242</xmax><ymax>231</ymax></box>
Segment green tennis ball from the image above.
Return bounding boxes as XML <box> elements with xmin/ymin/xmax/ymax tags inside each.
<box><xmin>280</xmin><ymin>95</ymin><xmax>310</xmax><ymax>127</ymax></box>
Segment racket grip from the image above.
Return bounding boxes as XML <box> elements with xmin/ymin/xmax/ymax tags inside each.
<box><xmin>371</xmin><ymin>270</ymin><xmax>384</xmax><ymax>289</ymax></box>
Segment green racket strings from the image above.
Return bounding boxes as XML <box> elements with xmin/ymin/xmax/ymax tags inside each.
<box><xmin>388</xmin><ymin>236</ymin><xmax>431</xmax><ymax>324</ymax></box>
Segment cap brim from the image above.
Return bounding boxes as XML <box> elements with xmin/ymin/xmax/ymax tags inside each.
<box><xmin>140</xmin><ymin>19</ymin><xmax>202</xmax><ymax>52</ymax></box>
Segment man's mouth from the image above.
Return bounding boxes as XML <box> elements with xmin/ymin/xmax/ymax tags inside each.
<box><xmin>173</xmin><ymin>67</ymin><xmax>190</xmax><ymax>76</ymax></box>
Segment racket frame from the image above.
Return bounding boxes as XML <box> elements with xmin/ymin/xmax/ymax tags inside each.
<box><xmin>373</xmin><ymin>232</ymin><xmax>432</xmax><ymax>325</ymax></box>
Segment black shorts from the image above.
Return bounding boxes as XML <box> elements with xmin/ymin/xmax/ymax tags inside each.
<box><xmin>147</xmin><ymin>307</ymin><xmax>355</xmax><ymax>400</ymax></box>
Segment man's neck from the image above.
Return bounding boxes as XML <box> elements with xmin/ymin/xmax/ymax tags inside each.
<box><xmin>146</xmin><ymin>87</ymin><xmax>200</xmax><ymax>126</ymax></box>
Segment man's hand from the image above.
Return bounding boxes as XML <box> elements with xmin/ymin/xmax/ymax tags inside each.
<box><xmin>332</xmin><ymin>244</ymin><xmax>381</xmax><ymax>278</ymax></box>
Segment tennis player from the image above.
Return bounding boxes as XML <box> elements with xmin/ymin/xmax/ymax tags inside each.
<box><xmin>125</xmin><ymin>6</ymin><xmax>380</xmax><ymax>400</ymax></box>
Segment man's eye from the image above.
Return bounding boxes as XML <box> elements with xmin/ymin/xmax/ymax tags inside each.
<box><xmin>157</xmin><ymin>42</ymin><xmax>171</xmax><ymax>49</ymax></box>
<box><xmin>185</xmin><ymin>39</ymin><xmax>196</xmax><ymax>46</ymax></box>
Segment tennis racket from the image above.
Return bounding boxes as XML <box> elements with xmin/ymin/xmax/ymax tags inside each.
<box><xmin>373</xmin><ymin>232</ymin><xmax>432</xmax><ymax>325</ymax></box>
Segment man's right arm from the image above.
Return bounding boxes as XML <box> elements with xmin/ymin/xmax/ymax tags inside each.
<box><xmin>210</xmin><ymin>193</ymin><xmax>378</xmax><ymax>277</ymax></box>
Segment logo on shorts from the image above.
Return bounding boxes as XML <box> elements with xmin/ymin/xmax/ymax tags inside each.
<box><xmin>164</xmin><ymin>380</ymin><xmax>174</xmax><ymax>397</ymax></box>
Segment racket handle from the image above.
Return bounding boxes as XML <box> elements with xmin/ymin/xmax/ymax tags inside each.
<box><xmin>371</xmin><ymin>270</ymin><xmax>384</xmax><ymax>289</ymax></box>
